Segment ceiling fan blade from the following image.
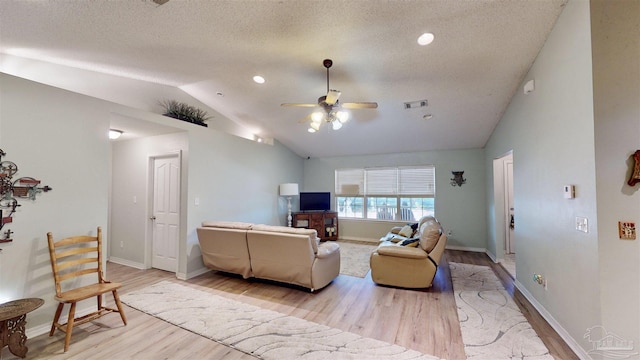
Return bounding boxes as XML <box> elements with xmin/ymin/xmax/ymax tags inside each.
<box><xmin>342</xmin><ymin>102</ymin><xmax>378</xmax><ymax>109</ymax></box>
<box><xmin>281</xmin><ymin>103</ymin><xmax>317</xmax><ymax>107</ymax></box>
<box><xmin>298</xmin><ymin>113</ymin><xmax>313</xmax><ymax>123</ymax></box>
<box><xmin>325</xmin><ymin>89</ymin><xmax>341</xmax><ymax>105</ymax></box>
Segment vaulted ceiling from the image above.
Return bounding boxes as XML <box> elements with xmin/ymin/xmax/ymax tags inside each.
<box><xmin>0</xmin><ymin>0</ymin><xmax>566</xmax><ymax>158</ymax></box>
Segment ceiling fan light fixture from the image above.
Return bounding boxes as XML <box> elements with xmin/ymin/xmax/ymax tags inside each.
<box><xmin>310</xmin><ymin>121</ymin><xmax>321</xmax><ymax>131</ymax></box>
<box><xmin>307</xmin><ymin>128</ymin><xmax>316</xmax><ymax>133</ymax></box>
<box><xmin>311</xmin><ymin>111</ymin><xmax>325</xmax><ymax>123</ymax></box>
<box><xmin>332</xmin><ymin>120</ymin><xmax>343</xmax><ymax>130</ymax></box>
<box><xmin>336</xmin><ymin>110</ymin><xmax>349</xmax><ymax>123</ymax></box>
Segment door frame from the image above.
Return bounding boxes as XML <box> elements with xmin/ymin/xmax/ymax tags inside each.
<box><xmin>492</xmin><ymin>150</ymin><xmax>513</xmax><ymax>262</ymax></box>
<box><xmin>504</xmin><ymin>158</ymin><xmax>514</xmax><ymax>254</ymax></box>
<box><xmin>144</xmin><ymin>150</ymin><xmax>182</xmax><ymax>273</ymax></box>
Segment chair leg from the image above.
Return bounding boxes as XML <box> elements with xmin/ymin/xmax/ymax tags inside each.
<box><xmin>49</xmin><ymin>303</ymin><xmax>64</xmax><ymax>336</ymax></box>
<box><xmin>97</xmin><ymin>292</ymin><xmax>103</xmax><ymax>310</ymax></box>
<box><xmin>63</xmin><ymin>302</ymin><xmax>77</xmax><ymax>353</ymax></box>
<box><xmin>112</xmin><ymin>290</ymin><xmax>127</xmax><ymax>325</ymax></box>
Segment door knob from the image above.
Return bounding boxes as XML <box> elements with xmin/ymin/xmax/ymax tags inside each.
<box><xmin>150</xmin><ymin>216</ymin><xmax>156</xmax><ymax>220</ymax></box>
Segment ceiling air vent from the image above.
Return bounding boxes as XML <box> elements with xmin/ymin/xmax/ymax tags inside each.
<box><xmin>403</xmin><ymin>99</ymin><xmax>428</xmax><ymax>109</ymax></box>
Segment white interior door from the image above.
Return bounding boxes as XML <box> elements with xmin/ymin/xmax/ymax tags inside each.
<box><xmin>151</xmin><ymin>155</ymin><xmax>180</xmax><ymax>272</ymax></box>
<box><xmin>505</xmin><ymin>159</ymin><xmax>515</xmax><ymax>254</ymax></box>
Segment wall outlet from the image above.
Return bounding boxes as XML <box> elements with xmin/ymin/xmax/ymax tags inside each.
<box><xmin>447</xmin><ymin>230</ymin><xmax>453</xmax><ymax>237</ymax></box>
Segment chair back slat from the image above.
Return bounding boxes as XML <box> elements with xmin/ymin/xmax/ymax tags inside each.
<box><xmin>47</xmin><ymin>227</ymin><xmax>105</xmax><ymax>297</ymax></box>
<box><xmin>54</xmin><ymin>235</ymin><xmax>96</xmax><ymax>247</ymax></box>
<box><xmin>56</xmin><ymin>246</ymin><xmax>97</xmax><ymax>260</ymax></box>
<box><xmin>59</xmin><ymin>268</ymin><xmax>99</xmax><ymax>282</ymax></box>
<box><xmin>57</xmin><ymin>257</ymin><xmax>98</xmax><ymax>271</ymax></box>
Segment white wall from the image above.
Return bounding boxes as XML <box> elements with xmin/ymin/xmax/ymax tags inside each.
<box><xmin>0</xmin><ymin>72</ymin><xmax>304</xmax><ymax>335</ymax></box>
<box><xmin>592</xmin><ymin>0</ymin><xmax>640</xmax><ymax>353</ymax></box>
<box><xmin>303</xmin><ymin>149</ymin><xmax>486</xmax><ymax>248</ymax></box>
<box><xmin>185</xmin><ymin>130</ymin><xmax>304</xmax><ymax>275</ymax></box>
<box><xmin>484</xmin><ymin>0</ymin><xmax>600</xmax><ymax>355</ymax></box>
<box><xmin>0</xmin><ymin>73</ymin><xmax>111</xmax><ymax>332</ymax></box>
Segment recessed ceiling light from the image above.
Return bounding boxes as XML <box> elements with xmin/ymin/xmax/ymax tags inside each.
<box><xmin>216</xmin><ymin>91</ymin><xmax>224</xmax><ymax>97</ymax></box>
<box><xmin>253</xmin><ymin>75</ymin><xmax>265</xmax><ymax>84</ymax></box>
<box><xmin>417</xmin><ymin>33</ymin><xmax>435</xmax><ymax>46</ymax></box>
<box><xmin>423</xmin><ymin>114</ymin><xmax>433</xmax><ymax>120</ymax></box>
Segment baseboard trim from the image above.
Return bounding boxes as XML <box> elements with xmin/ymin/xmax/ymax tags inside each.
<box><xmin>108</xmin><ymin>257</ymin><xmax>145</xmax><ymax>270</ymax></box>
<box><xmin>178</xmin><ymin>267</ymin><xmax>211</xmax><ymax>280</ymax></box>
<box><xmin>445</xmin><ymin>245</ymin><xmax>486</xmax><ymax>253</ymax></box>
<box><xmin>485</xmin><ymin>250</ymin><xmax>498</xmax><ymax>263</ymax></box>
<box><xmin>514</xmin><ymin>279</ymin><xmax>588</xmax><ymax>359</ymax></box>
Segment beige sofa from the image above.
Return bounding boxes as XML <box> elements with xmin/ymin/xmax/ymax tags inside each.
<box><xmin>370</xmin><ymin>216</ymin><xmax>447</xmax><ymax>289</ymax></box>
<box><xmin>196</xmin><ymin>221</ymin><xmax>340</xmax><ymax>291</ymax></box>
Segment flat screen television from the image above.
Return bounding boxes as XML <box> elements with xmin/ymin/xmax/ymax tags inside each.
<box><xmin>299</xmin><ymin>192</ymin><xmax>331</xmax><ymax>212</ymax></box>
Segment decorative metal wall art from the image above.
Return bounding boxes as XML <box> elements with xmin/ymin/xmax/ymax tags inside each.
<box><xmin>450</xmin><ymin>171</ymin><xmax>467</xmax><ymax>187</ymax></box>
<box><xmin>0</xmin><ymin>149</ymin><xmax>52</xmax><ymax>243</ymax></box>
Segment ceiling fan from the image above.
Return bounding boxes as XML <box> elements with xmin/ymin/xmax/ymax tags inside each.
<box><xmin>281</xmin><ymin>59</ymin><xmax>378</xmax><ymax>133</ymax></box>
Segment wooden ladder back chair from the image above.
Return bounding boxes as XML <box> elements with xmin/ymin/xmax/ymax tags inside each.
<box><xmin>46</xmin><ymin>226</ymin><xmax>127</xmax><ymax>352</ymax></box>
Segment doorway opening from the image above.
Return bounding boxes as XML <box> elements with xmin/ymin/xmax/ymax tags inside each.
<box><xmin>493</xmin><ymin>151</ymin><xmax>515</xmax><ymax>278</ymax></box>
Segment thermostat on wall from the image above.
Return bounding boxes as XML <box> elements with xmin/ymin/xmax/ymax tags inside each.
<box><xmin>563</xmin><ymin>185</ymin><xmax>575</xmax><ymax>199</ymax></box>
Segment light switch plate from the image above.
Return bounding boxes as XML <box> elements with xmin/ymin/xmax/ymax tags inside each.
<box><xmin>576</xmin><ymin>216</ymin><xmax>589</xmax><ymax>233</ymax></box>
<box><xmin>618</xmin><ymin>221</ymin><xmax>636</xmax><ymax>240</ymax></box>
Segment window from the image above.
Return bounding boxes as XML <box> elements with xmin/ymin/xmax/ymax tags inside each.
<box><xmin>335</xmin><ymin>166</ymin><xmax>435</xmax><ymax>221</ymax></box>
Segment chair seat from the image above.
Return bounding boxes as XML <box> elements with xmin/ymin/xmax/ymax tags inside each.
<box><xmin>55</xmin><ymin>282</ymin><xmax>122</xmax><ymax>303</ymax></box>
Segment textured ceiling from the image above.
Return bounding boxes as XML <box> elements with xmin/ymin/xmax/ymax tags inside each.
<box><xmin>0</xmin><ymin>0</ymin><xmax>566</xmax><ymax>157</ymax></box>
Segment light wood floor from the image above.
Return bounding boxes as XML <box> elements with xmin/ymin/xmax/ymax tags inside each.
<box><xmin>2</xmin><ymin>250</ymin><xmax>578</xmax><ymax>360</ymax></box>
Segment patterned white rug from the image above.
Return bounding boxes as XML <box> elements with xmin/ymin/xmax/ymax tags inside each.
<box><xmin>121</xmin><ymin>281</ymin><xmax>441</xmax><ymax>360</ymax></box>
<box><xmin>449</xmin><ymin>262</ymin><xmax>553</xmax><ymax>360</ymax></box>
<box><xmin>337</xmin><ymin>240</ymin><xmax>377</xmax><ymax>278</ymax></box>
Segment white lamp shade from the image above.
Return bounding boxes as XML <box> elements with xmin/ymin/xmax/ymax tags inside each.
<box><xmin>279</xmin><ymin>183</ymin><xmax>299</xmax><ymax>196</ymax></box>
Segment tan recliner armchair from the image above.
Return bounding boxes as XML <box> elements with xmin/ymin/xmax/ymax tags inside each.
<box><xmin>370</xmin><ymin>216</ymin><xmax>447</xmax><ymax>289</ymax></box>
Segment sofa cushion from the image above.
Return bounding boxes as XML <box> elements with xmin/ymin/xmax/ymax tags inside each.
<box><xmin>251</xmin><ymin>224</ymin><xmax>319</xmax><ymax>252</ymax></box>
<box><xmin>201</xmin><ymin>221</ymin><xmax>254</xmax><ymax>230</ymax></box>
<box><xmin>418</xmin><ymin>216</ymin><xmax>442</xmax><ymax>252</ymax></box>
<box><xmin>398</xmin><ymin>224</ymin><xmax>414</xmax><ymax>237</ymax></box>
<box><xmin>376</xmin><ymin>245</ymin><xmax>428</xmax><ymax>259</ymax></box>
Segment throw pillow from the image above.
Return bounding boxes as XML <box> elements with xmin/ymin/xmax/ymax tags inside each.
<box><xmin>400</xmin><ymin>238</ymin><xmax>419</xmax><ymax>247</ymax></box>
<box><xmin>398</xmin><ymin>224</ymin><xmax>414</xmax><ymax>238</ymax></box>
<box><xmin>409</xmin><ymin>222</ymin><xmax>419</xmax><ymax>231</ymax></box>
<box><xmin>419</xmin><ymin>218</ymin><xmax>442</xmax><ymax>252</ymax></box>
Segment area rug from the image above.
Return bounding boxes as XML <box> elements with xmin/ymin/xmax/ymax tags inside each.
<box><xmin>121</xmin><ymin>281</ymin><xmax>441</xmax><ymax>360</ymax></box>
<box><xmin>449</xmin><ymin>262</ymin><xmax>553</xmax><ymax>360</ymax></box>
<box><xmin>337</xmin><ymin>240</ymin><xmax>378</xmax><ymax>278</ymax></box>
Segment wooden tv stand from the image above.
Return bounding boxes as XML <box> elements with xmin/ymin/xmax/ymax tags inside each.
<box><xmin>292</xmin><ymin>211</ymin><xmax>338</xmax><ymax>241</ymax></box>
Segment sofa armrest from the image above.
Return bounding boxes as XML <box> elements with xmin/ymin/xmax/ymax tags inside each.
<box><xmin>376</xmin><ymin>246</ymin><xmax>428</xmax><ymax>259</ymax></box>
<box><xmin>316</xmin><ymin>242</ymin><xmax>340</xmax><ymax>259</ymax></box>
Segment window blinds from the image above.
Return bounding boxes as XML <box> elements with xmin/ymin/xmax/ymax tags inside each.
<box><xmin>336</xmin><ymin>166</ymin><xmax>435</xmax><ymax>196</ymax></box>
